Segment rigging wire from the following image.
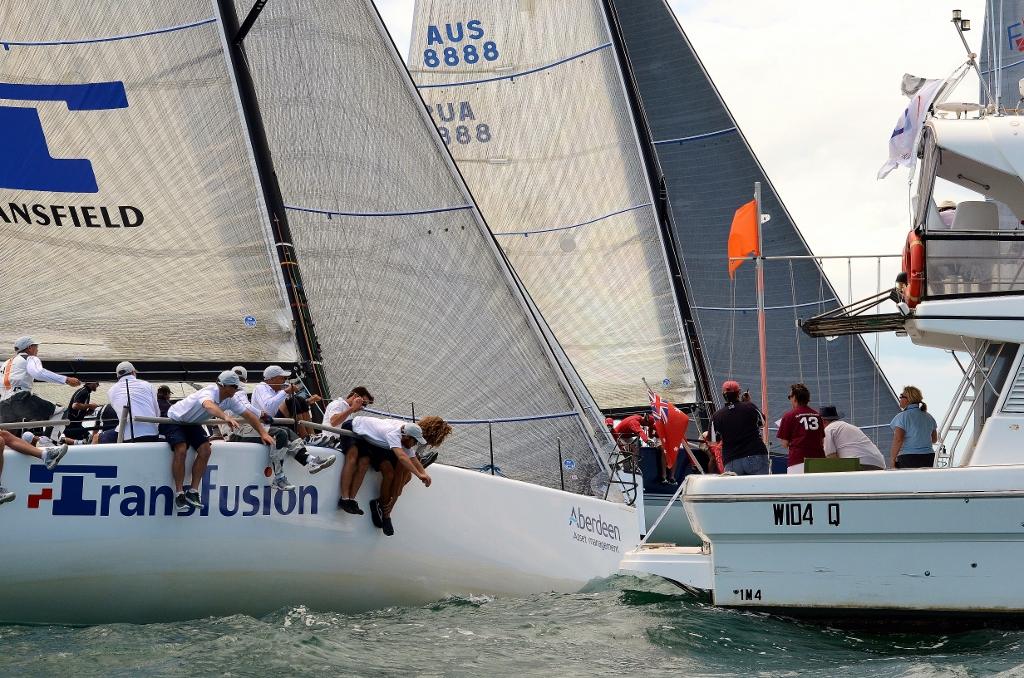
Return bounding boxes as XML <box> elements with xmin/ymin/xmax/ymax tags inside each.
<box><xmin>848</xmin><ymin>257</ymin><xmax>854</xmax><ymax>425</ymax></box>
<box><xmin>788</xmin><ymin>259</ymin><xmax>803</xmax><ymax>382</ymax></box>
<box><xmin>728</xmin><ymin>276</ymin><xmax>737</xmax><ymax>377</ymax></box>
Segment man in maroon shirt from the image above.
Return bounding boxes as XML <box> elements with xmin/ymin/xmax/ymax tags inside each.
<box><xmin>776</xmin><ymin>383</ymin><xmax>825</xmax><ymax>474</ymax></box>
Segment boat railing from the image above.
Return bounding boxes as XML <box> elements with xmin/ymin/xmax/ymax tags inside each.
<box><xmin>935</xmin><ymin>339</ymin><xmax>1006</xmax><ymax>467</ymax></box>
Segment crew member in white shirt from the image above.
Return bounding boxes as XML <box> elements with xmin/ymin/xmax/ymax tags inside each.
<box><xmin>325</xmin><ymin>386</ymin><xmax>374</xmax><ymax>515</ymax></box>
<box><xmin>0</xmin><ymin>336</ymin><xmax>82</xmax><ymax>425</ymax></box>
<box><xmin>347</xmin><ymin>415</ymin><xmax>451</xmax><ymax>536</ymax></box>
<box><xmin>105</xmin><ymin>361</ymin><xmax>162</xmax><ymax>443</ymax></box>
<box><xmin>163</xmin><ymin>371</ymin><xmax>274</xmax><ymax>510</ymax></box>
<box><xmin>0</xmin><ymin>416</ymin><xmax>72</xmax><ymax>506</ymax></box>
<box><xmin>820</xmin><ymin>405</ymin><xmax>886</xmax><ymax>471</ymax></box>
<box><xmin>249</xmin><ymin>365</ymin><xmax>336</xmax><ymax>491</ymax></box>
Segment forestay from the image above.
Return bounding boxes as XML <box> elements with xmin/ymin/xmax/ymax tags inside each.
<box><xmin>606</xmin><ymin>0</ymin><xmax>900</xmax><ymax>446</ymax></box>
<box><xmin>407</xmin><ymin>0</ymin><xmax>697</xmax><ymax>411</ymax></box>
<box><xmin>230</xmin><ymin>0</ymin><xmax>609</xmax><ymax>492</ymax></box>
<box><xmin>0</xmin><ymin>1</ymin><xmax>297</xmax><ymax>363</ymax></box>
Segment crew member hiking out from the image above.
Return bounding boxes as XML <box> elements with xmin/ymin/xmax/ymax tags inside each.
<box><xmin>0</xmin><ymin>424</ymin><xmax>70</xmax><ymax>506</ymax></box>
<box><xmin>325</xmin><ymin>386</ymin><xmax>374</xmax><ymax>514</ymax></box>
<box><xmin>0</xmin><ymin>336</ymin><xmax>82</xmax><ymax>425</ymax></box>
<box><xmin>347</xmin><ymin>415</ymin><xmax>451</xmax><ymax>536</ymax></box>
<box><xmin>162</xmin><ymin>371</ymin><xmax>274</xmax><ymax>510</ymax></box>
<box><xmin>248</xmin><ymin>365</ymin><xmax>336</xmax><ymax>491</ymax></box>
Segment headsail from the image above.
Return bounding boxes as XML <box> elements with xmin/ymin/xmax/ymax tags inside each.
<box><xmin>980</xmin><ymin>0</ymin><xmax>1024</xmax><ymax>112</ymax></box>
<box><xmin>0</xmin><ymin>2</ymin><xmax>297</xmax><ymax>364</ymax></box>
<box><xmin>605</xmin><ymin>0</ymin><xmax>900</xmax><ymax>444</ymax></box>
<box><xmin>407</xmin><ymin>0</ymin><xmax>698</xmax><ymax>411</ymax></box>
<box><xmin>228</xmin><ymin>0</ymin><xmax>610</xmax><ymax>491</ymax></box>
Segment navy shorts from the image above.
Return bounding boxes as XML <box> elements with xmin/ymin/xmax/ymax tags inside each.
<box><xmin>160</xmin><ymin>421</ymin><xmax>210</xmax><ymax>450</ymax></box>
<box><xmin>341</xmin><ymin>420</ymin><xmax>394</xmax><ymax>469</ymax></box>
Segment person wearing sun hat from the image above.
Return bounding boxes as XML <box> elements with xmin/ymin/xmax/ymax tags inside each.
<box><xmin>937</xmin><ymin>199</ymin><xmax>957</xmax><ymax>228</ymax></box>
<box><xmin>820</xmin><ymin>405</ymin><xmax>886</xmax><ymax>471</ymax></box>
<box><xmin>709</xmin><ymin>380</ymin><xmax>769</xmax><ymax>476</ymax></box>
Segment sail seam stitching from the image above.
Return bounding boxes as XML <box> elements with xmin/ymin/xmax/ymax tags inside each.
<box><xmin>1</xmin><ymin>18</ymin><xmax>217</xmax><ymax>48</ymax></box>
<box><xmin>416</xmin><ymin>43</ymin><xmax>613</xmax><ymax>89</ymax></box>
<box><xmin>653</xmin><ymin>127</ymin><xmax>737</xmax><ymax>145</ymax></box>
<box><xmin>284</xmin><ymin>204</ymin><xmax>473</xmax><ymax>218</ymax></box>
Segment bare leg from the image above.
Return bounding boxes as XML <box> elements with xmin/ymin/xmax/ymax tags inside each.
<box><xmin>296</xmin><ymin>412</ymin><xmax>312</xmax><ymax>438</ymax></box>
<box><xmin>378</xmin><ymin>461</ymin><xmax>395</xmax><ymax>508</ymax></box>
<box><xmin>351</xmin><ymin>457</ymin><xmax>371</xmax><ymax>498</ymax></box>
<box><xmin>383</xmin><ymin>468</ymin><xmax>411</xmax><ymax>517</ymax></box>
<box><xmin>339</xmin><ymin>446</ymin><xmax>358</xmax><ymax>497</ymax></box>
<box><xmin>190</xmin><ymin>442</ymin><xmax>212</xmax><ymax>490</ymax></box>
<box><xmin>171</xmin><ymin>443</ymin><xmax>188</xmax><ymax>493</ymax></box>
<box><xmin>0</xmin><ymin>430</ymin><xmax>43</xmax><ymax>459</ymax></box>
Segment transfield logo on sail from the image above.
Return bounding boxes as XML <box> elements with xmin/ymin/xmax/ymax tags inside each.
<box><xmin>0</xmin><ymin>81</ymin><xmax>145</xmax><ymax>228</ymax></box>
<box><xmin>25</xmin><ymin>464</ymin><xmax>318</xmax><ymax>517</ymax></box>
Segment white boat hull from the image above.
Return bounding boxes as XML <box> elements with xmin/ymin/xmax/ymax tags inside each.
<box><xmin>0</xmin><ymin>442</ymin><xmax>636</xmax><ymax>624</ymax></box>
<box><xmin>642</xmin><ymin>492</ymin><xmax>700</xmax><ymax>545</ymax></box>
<box><xmin>622</xmin><ymin>468</ymin><xmax>1024</xmax><ymax>617</ymax></box>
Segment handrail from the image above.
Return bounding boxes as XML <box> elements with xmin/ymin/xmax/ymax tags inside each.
<box><xmin>0</xmin><ymin>419</ymin><xmax>71</xmax><ymax>431</ymax></box>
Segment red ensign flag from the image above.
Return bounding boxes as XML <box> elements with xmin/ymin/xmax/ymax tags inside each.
<box><xmin>649</xmin><ymin>390</ymin><xmax>690</xmax><ymax>470</ymax></box>
<box><xmin>728</xmin><ymin>199</ymin><xmax>760</xmax><ymax>279</ymax></box>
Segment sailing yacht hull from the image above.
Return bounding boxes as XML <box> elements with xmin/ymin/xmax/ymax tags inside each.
<box><xmin>0</xmin><ymin>442</ymin><xmax>636</xmax><ymax>625</ymax></box>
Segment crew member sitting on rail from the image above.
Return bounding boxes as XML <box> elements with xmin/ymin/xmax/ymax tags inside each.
<box><xmin>0</xmin><ymin>336</ymin><xmax>82</xmax><ymax>425</ymax></box>
<box><xmin>163</xmin><ymin>371</ymin><xmax>274</xmax><ymax>510</ymax></box>
<box><xmin>107</xmin><ymin>361</ymin><xmax>162</xmax><ymax>443</ymax></box>
<box><xmin>0</xmin><ymin>423</ymin><xmax>70</xmax><ymax>506</ymax></box>
<box><xmin>346</xmin><ymin>415</ymin><xmax>451</xmax><ymax>536</ymax></box>
<box><xmin>777</xmin><ymin>383</ymin><xmax>825</xmax><ymax>474</ymax></box>
<box><xmin>249</xmin><ymin>365</ymin><xmax>336</xmax><ymax>492</ymax></box>
<box><xmin>324</xmin><ymin>387</ymin><xmax>374</xmax><ymax>515</ymax></box>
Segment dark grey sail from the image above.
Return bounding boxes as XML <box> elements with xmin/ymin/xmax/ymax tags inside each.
<box><xmin>604</xmin><ymin>0</ymin><xmax>899</xmax><ymax>446</ymax></box>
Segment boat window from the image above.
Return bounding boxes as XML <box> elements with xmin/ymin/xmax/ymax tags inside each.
<box><xmin>926</xmin><ymin>231</ymin><xmax>1024</xmax><ymax>296</ymax></box>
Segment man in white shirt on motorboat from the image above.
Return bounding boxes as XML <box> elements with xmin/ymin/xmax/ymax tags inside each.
<box><xmin>163</xmin><ymin>370</ymin><xmax>274</xmax><ymax>510</ymax></box>
<box><xmin>347</xmin><ymin>415</ymin><xmax>451</xmax><ymax>536</ymax></box>
<box><xmin>248</xmin><ymin>365</ymin><xmax>336</xmax><ymax>492</ymax></box>
<box><xmin>105</xmin><ymin>361</ymin><xmax>162</xmax><ymax>443</ymax></box>
<box><xmin>821</xmin><ymin>405</ymin><xmax>886</xmax><ymax>471</ymax></box>
<box><xmin>0</xmin><ymin>336</ymin><xmax>82</xmax><ymax>427</ymax></box>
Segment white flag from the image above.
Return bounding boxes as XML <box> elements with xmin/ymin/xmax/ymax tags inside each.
<box><xmin>877</xmin><ymin>76</ymin><xmax>944</xmax><ymax>179</ymax></box>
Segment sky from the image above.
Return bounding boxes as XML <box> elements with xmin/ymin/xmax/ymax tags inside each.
<box><xmin>375</xmin><ymin>0</ymin><xmax>990</xmax><ymax>418</ymax></box>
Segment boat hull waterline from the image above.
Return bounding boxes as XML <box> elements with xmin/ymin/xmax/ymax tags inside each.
<box><xmin>0</xmin><ymin>442</ymin><xmax>636</xmax><ymax>624</ymax></box>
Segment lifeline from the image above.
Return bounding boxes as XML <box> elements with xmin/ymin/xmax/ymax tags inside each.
<box><xmin>0</xmin><ymin>202</ymin><xmax>144</xmax><ymax>228</ymax></box>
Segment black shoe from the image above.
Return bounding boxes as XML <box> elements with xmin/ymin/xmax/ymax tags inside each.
<box><xmin>381</xmin><ymin>516</ymin><xmax>394</xmax><ymax>537</ymax></box>
<box><xmin>184</xmin><ymin>489</ymin><xmax>203</xmax><ymax>509</ymax></box>
<box><xmin>369</xmin><ymin>498</ymin><xmax>383</xmax><ymax>528</ymax></box>
<box><xmin>175</xmin><ymin>492</ymin><xmax>188</xmax><ymax>511</ymax></box>
<box><xmin>347</xmin><ymin>500</ymin><xmax>364</xmax><ymax>516</ymax></box>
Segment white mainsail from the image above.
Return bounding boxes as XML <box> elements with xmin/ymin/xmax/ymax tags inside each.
<box><xmin>231</xmin><ymin>0</ymin><xmax>611</xmax><ymax>491</ymax></box>
<box><xmin>407</xmin><ymin>0</ymin><xmax>697</xmax><ymax>411</ymax></box>
<box><xmin>0</xmin><ymin>2</ymin><xmax>297</xmax><ymax>363</ymax></box>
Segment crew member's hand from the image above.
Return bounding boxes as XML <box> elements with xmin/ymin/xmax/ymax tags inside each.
<box><xmin>307</xmin><ymin>394</ymin><xmax>322</xmax><ymax>404</ymax></box>
<box><xmin>224</xmin><ymin>415</ymin><xmax>240</xmax><ymax>430</ymax></box>
<box><xmin>87</xmin><ymin>403</ymin><xmax>100</xmax><ymax>411</ymax></box>
<box><xmin>66</xmin><ymin>377</ymin><xmax>82</xmax><ymax>387</ymax></box>
<box><xmin>419</xmin><ymin>472</ymin><xmax>432</xmax><ymax>487</ymax></box>
<box><xmin>260</xmin><ymin>432</ymin><xmax>275</xmax><ymax>446</ymax></box>
<box><xmin>286</xmin><ymin>383</ymin><xmax>299</xmax><ymax>394</ymax></box>
<box><xmin>352</xmin><ymin>396</ymin><xmax>366</xmax><ymax>412</ymax></box>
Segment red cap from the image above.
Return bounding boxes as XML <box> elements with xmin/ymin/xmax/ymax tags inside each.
<box><xmin>604</xmin><ymin>417</ymin><xmax>614</xmax><ymax>426</ymax></box>
<box><xmin>722</xmin><ymin>380</ymin><xmax>741</xmax><ymax>393</ymax></box>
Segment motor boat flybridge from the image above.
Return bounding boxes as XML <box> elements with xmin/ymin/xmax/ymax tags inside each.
<box><xmin>620</xmin><ymin>12</ymin><xmax>1024</xmax><ymax>621</ymax></box>
<box><xmin>0</xmin><ymin>0</ymin><xmax>641</xmax><ymax>624</ymax></box>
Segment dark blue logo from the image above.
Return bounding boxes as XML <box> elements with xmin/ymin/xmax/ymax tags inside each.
<box><xmin>0</xmin><ymin>82</ymin><xmax>128</xmax><ymax>194</ymax></box>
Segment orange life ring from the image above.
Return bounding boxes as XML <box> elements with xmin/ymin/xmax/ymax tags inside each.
<box><xmin>902</xmin><ymin>230</ymin><xmax>925</xmax><ymax>308</ymax></box>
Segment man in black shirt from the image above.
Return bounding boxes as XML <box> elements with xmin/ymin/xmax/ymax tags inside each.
<box><xmin>63</xmin><ymin>381</ymin><xmax>100</xmax><ymax>442</ymax></box>
<box><xmin>710</xmin><ymin>380</ymin><xmax>769</xmax><ymax>475</ymax></box>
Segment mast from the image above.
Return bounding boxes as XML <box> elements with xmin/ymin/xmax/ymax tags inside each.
<box><xmin>214</xmin><ymin>0</ymin><xmax>328</xmax><ymax>399</ymax></box>
<box><xmin>601</xmin><ymin>0</ymin><xmax>716</xmax><ymax>423</ymax></box>
<box><xmin>754</xmin><ymin>182</ymin><xmax>769</xmax><ymax>445</ymax></box>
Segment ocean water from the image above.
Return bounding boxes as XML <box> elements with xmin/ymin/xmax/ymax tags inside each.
<box><xmin>2</xmin><ymin>576</ymin><xmax>1022</xmax><ymax>677</ymax></box>
<box><xmin>4</xmin><ymin>577</ymin><xmax>1019</xmax><ymax>678</ymax></box>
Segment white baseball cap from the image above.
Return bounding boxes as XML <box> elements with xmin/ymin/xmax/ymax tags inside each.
<box><xmin>217</xmin><ymin>370</ymin><xmax>242</xmax><ymax>387</ymax></box>
<box><xmin>231</xmin><ymin>365</ymin><xmax>248</xmax><ymax>382</ymax></box>
<box><xmin>115</xmin><ymin>361</ymin><xmax>136</xmax><ymax>377</ymax></box>
<box><xmin>402</xmin><ymin>423</ymin><xmax>427</xmax><ymax>445</ymax></box>
<box><xmin>14</xmin><ymin>336</ymin><xmax>36</xmax><ymax>351</ymax></box>
<box><xmin>263</xmin><ymin>365</ymin><xmax>291</xmax><ymax>380</ymax></box>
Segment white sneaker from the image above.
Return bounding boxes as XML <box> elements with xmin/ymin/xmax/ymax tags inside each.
<box><xmin>307</xmin><ymin>454</ymin><xmax>336</xmax><ymax>474</ymax></box>
<box><xmin>0</xmin><ymin>487</ymin><xmax>15</xmax><ymax>506</ymax></box>
<box><xmin>271</xmin><ymin>474</ymin><xmax>296</xmax><ymax>491</ymax></box>
<box><xmin>43</xmin><ymin>444</ymin><xmax>69</xmax><ymax>470</ymax></box>
<box><xmin>287</xmin><ymin>438</ymin><xmax>305</xmax><ymax>454</ymax></box>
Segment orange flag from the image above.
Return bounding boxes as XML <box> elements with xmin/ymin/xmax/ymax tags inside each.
<box><xmin>728</xmin><ymin>199</ymin><xmax>760</xmax><ymax>279</ymax></box>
